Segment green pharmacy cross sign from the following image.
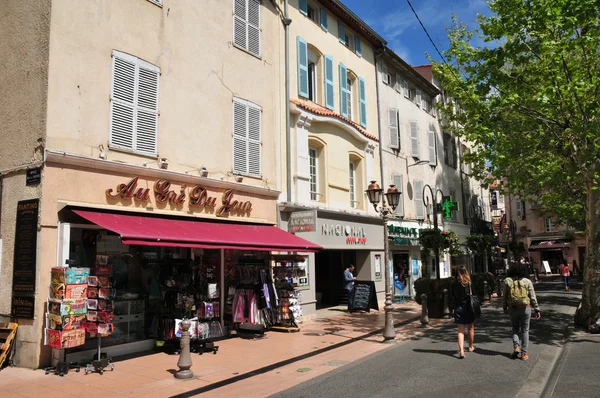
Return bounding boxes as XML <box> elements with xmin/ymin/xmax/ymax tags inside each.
<box><xmin>438</xmin><ymin>196</ymin><xmax>458</xmax><ymax>219</ymax></box>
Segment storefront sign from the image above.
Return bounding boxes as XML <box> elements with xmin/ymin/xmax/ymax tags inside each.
<box><xmin>11</xmin><ymin>199</ymin><xmax>39</xmax><ymax>319</ymax></box>
<box><xmin>322</xmin><ymin>224</ymin><xmax>367</xmax><ymax>245</ymax></box>
<box><xmin>288</xmin><ymin>210</ymin><xmax>317</xmax><ymax>233</ymax></box>
<box><xmin>26</xmin><ymin>167</ymin><xmax>42</xmax><ymax>186</ymax></box>
<box><xmin>387</xmin><ymin>225</ymin><xmax>420</xmax><ymax>237</ymax></box>
<box><xmin>106</xmin><ymin>177</ymin><xmax>252</xmax><ymax>217</ymax></box>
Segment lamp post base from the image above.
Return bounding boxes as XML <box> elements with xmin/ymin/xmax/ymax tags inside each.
<box><xmin>382</xmin><ymin>292</ymin><xmax>396</xmax><ymax>341</ymax></box>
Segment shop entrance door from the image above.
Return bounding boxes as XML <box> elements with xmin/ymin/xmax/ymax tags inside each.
<box><xmin>315</xmin><ymin>250</ymin><xmax>356</xmax><ymax>309</ymax></box>
<box><xmin>393</xmin><ymin>252</ymin><xmax>410</xmax><ymax>297</ymax></box>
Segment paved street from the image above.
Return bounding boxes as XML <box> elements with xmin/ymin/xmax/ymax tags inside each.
<box><xmin>273</xmin><ymin>278</ymin><xmax>581</xmax><ymax>398</ymax></box>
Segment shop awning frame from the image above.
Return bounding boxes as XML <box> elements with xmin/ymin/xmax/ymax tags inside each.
<box><xmin>528</xmin><ymin>240</ymin><xmax>571</xmax><ymax>251</ymax></box>
<box><xmin>73</xmin><ymin>210</ymin><xmax>321</xmax><ymax>252</ymax></box>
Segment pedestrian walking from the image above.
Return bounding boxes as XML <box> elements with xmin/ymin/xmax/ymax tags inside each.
<box><xmin>503</xmin><ymin>264</ymin><xmax>541</xmax><ymax>361</ymax></box>
<box><xmin>344</xmin><ymin>265</ymin><xmax>357</xmax><ymax>313</ymax></box>
<box><xmin>559</xmin><ymin>262</ymin><xmax>570</xmax><ymax>291</ymax></box>
<box><xmin>451</xmin><ymin>265</ymin><xmax>476</xmax><ymax>359</ymax></box>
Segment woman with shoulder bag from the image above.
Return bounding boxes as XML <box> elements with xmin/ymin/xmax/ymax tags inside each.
<box><xmin>451</xmin><ymin>266</ymin><xmax>477</xmax><ymax>359</ymax></box>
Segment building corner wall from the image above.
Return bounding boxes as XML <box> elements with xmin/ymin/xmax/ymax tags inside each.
<box><xmin>0</xmin><ymin>0</ymin><xmax>51</xmax><ymax>368</ymax></box>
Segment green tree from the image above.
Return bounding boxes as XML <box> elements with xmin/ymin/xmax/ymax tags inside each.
<box><xmin>432</xmin><ymin>0</ymin><xmax>600</xmax><ymax>330</ymax></box>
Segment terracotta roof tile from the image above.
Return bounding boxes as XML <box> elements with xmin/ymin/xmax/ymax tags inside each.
<box><xmin>291</xmin><ymin>98</ymin><xmax>379</xmax><ymax>141</ymax></box>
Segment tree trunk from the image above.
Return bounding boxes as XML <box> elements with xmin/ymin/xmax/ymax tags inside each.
<box><xmin>574</xmin><ymin>163</ymin><xmax>600</xmax><ymax>329</ymax></box>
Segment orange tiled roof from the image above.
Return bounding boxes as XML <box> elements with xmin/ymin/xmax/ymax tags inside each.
<box><xmin>291</xmin><ymin>98</ymin><xmax>379</xmax><ymax>141</ymax></box>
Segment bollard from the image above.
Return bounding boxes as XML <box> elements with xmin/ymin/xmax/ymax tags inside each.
<box><xmin>420</xmin><ymin>294</ymin><xmax>430</xmax><ymax>326</ymax></box>
<box><xmin>483</xmin><ymin>281</ymin><xmax>489</xmax><ymax>301</ymax></box>
<box><xmin>442</xmin><ymin>289</ymin><xmax>450</xmax><ymax>319</ymax></box>
<box><xmin>175</xmin><ymin>318</ymin><xmax>194</xmax><ymax>379</ymax></box>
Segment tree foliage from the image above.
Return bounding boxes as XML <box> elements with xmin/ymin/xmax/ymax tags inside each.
<box><xmin>431</xmin><ymin>0</ymin><xmax>600</xmax><ymax>328</ymax></box>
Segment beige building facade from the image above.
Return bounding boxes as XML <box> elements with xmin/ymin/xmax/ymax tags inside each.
<box><xmin>0</xmin><ymin>0</ymin><xmax>299</xmax><ymax>368</ymax></box>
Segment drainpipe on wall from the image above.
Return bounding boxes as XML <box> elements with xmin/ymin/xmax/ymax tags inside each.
<box><xmin>270</xmin><ymin>0</ymin><xmax>292</xmax><ymax>203</ymax></box>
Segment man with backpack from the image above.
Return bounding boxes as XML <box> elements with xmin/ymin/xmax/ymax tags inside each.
<box><xmin>503</xmin><ymin>264</ymin><xmax>541</xmax><ymax>360</ymax></box>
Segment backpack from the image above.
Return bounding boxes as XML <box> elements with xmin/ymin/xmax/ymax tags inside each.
<box><xmin>510</xmin><ymin>279</ymin><xmax>530</xmax><ymax>306</ymax></box>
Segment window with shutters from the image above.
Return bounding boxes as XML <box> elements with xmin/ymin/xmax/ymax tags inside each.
<box><xmin>395</xmin><ymin>74</ymin><xmax>403</xmax><ymax>93</ymax></box>
<box><xmin>354</xmin><ymin>37</ymin><xmax>362</xmax><ymax>56</ymax></box>
<box><xmin>309</xmin><ymin>147</ymin><xmax>318</xmax><ymax>201</ymax></box>
<box><xmin>297</xmin><ymin>37</ymin><xmax>309</xmax><ymax>98</ymax></box>
<box><xmin>428</xmin><ymin>128</ymin><xmax>437</xmax><ymax>166</ymax></box>
<box><xmin>232</xmin><ymin>98</ymin><xmax>262</xmax><ymax>177</ymax></box>
<box><xmin>416</xmin><ymin>89</ymin><xmax>422</xmax><ymax>107</ymax></box>
<box><xmin>109</xmin><ymin>50</ymin><xmax>160</xmax><ymax>156</ymax></box>
<box><xmin>415</xmin><ymin>180</ymin><xmax>425</xmax><ymax>220</ymax></box>
<box><xmin>233</xmin><ymin>0</ymin><xmax>261</xmax><ymax>57</ymax></box>
<box><xmin>443</xmin><ymin>133</ymin><xmax>457</xmax><ymax>169</ymax></box>
<box><xmin>392</xmin><ymin>174</ymin><xmax>404</xmax><ymax>217</ymax></box>
<box><xmin>308</xmin><ymin>62</ymin><xmax>316</xmax><ymax>101</ymax></box>
<box><xmin>388</xmin><ymin>108</ymin><xmax>399</xmax><ymax>149</ymax></box>
<box><xmin>347</xmin><ymin>76</ymin><xmax>354</xmax><ymax>119</ymax></box>
<box><xmin>381</xmin><ymin>63</ymin><xmax>390</xmax><ymax>85</ymax></box>
<box><xmin>410</xmin><ymin>121</ymin><xmax>419</xmax><ymax>158</ymax></box>
<box><xmin>324</xmin><ymin>55</ymin><xmax>335</xmax><ymax>110</ymax></box>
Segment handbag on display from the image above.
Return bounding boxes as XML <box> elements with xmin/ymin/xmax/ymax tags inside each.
<box><xmin>469</xmin><ymin>283</ymin><xmax>481</xmax><ymax>319</ymax></box>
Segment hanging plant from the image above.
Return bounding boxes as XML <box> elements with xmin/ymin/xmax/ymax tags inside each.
<box><xmin>419</xmin><ymin>229</ymin><xmax>463</xmax><ymax>256</ymax></box>
<box><xmin>466</xmin><ymin>233</ymin><xmax>494</xmax><ymax>257</ymax></box>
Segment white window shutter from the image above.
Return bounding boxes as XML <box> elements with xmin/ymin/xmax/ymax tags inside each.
<box><xmin>339</xmin><ymin>62</ymin><xmax>348</xmax><ymax>117</ymax></box>
<box><xmin>247</xmin><ymin>0</ymin><xmax>261</xmax><ymax>56</ymax></box>
<box><xmin>415</xmin><ymin>180</ymin><xmax>424</xmax><ymax>220</ymax></box>
<box><xmin>233</xmin><ymin>0</ymin><xmax>247</xmax><ymax>50</ymax></box>
<box><xmin>247</xmin><ymin>103</ymin><xmax>262</xmax><ymax>176</ymax></box>
<box><xmin>395</xmin><ymin>74</ymin><xmax>402</xmax><ymax>92</ymax></box>
<box><xmin>232</xmin><ymin>99</ymin><xmax>248</xmax><ymax>174</ymax></box>
<box><xmin>403</xmin><ymin>80</ymin><xmax>409</xmax><ymax>98</ymax></box>
<box><xmin>110</xmin><ymin>51</ymin><xmax>159</xmax><ymax>155</ymax></box>
<box><xmin>388</xmin><ymin>108</ymin><xmax>399</xmax><ymax>149</ymax></box>
<box><xmin>410</xmin><ymin>121</ymin><xmax>419</xmax><ymax>158</ymax></box>
<box><xmin>393</xmin><ymin>174</ymin><xmax>404</xmax><ymax>217</ymax></box>
<box><xmin>428</xmin><ymin>129</ymin><xmax>436</xmax><ymax>165</ymax></box>
<box><xmin>416</xmin><ymin>89</ymin><xmax>422</xmax><ymax>106</ymax></box>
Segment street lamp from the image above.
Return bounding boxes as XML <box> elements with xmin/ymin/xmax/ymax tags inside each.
<box><xmin>366</xmin><ymin>180</ymin><xmax>401</xmax><ymax>341</ymax></box>
<box><xmin>423</xmin><ymin>184</ymin><xmax>447</xmax><ymax>281</ymax></box>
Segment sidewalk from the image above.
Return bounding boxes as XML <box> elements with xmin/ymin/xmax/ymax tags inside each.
<box><xmin>542</xmin><ymin>330</ymin><xmax>600</xmax><ymax>398</ymax></box>
<box><xmin>0</xmin><ymin>300</ymin><xmax>451</xmax><ymax>398</ymax></box>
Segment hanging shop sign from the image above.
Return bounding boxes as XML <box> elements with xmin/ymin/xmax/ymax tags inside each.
<box><xmin>288</xmin><ymin>210</ymin><xmax>317</xmax><ymax>233</ymax></box>
<box><xmin>439</xmin><ymin>196</ymin><xmax>458</xmax><ymax>219</ymax></box>
<box><xmin>321</xmin><ymin>223</ymin><xmax>367</xmax><ymax>245</ymax></box>
<box><xmin>106</xmin><ymin>177</ymin><xmax>252</xmax><ymax>217</ymax></box>
<box><xmin>11</xmin><ymin>199</ymin><xmax>39</xmax><ymax>319</ymax></box>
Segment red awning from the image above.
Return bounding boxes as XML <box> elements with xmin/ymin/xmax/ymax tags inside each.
<box><xmin>72</xmin><ymin>210</ymin><xmax>321</xmax><ymax>252</ymax></box>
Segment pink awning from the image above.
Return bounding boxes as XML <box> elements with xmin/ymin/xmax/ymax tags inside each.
<box><xmin>72</xmin><ymin>210</ymin><xmax>321</xmax><ymax>252</ymax></box>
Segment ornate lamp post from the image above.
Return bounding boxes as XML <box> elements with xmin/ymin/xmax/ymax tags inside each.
<box><xmin>422</xmin><ymin>185</ymin><xmax>447</xmax><ymax>281</ymax></box>
<box><xmin>366</xmin><ymin>181</ymin><xmax>401</xmax><ymax>341</ymax></box>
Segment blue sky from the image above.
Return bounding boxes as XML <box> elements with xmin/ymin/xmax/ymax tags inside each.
<box><xmin>341</xmin><ymin>0</ymin><xmax>492</xmax><ymax>66</ymax></box>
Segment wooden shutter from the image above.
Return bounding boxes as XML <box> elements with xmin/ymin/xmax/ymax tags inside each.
<box><xmin>339</xmin><ymin>63</ymin><xmax>348</xmax><ymax>117</ymax></box>
<box><xmin>388</xmin><ymin>109</ymin><xmax>399</xmax><ymax>149</ymax></box>
<box><xmin>247</xmin><ymin>0</ymin><xmax>261</xmax><ymax>56</ymax></box>
<box><xmin>393</xmin><ymin>174</ymin><xmax>404</xmax><ymax>217</ymax></box>
<box><xmin>232</xmin><ymin>99</ymin><xmax>248</xmax><ymax>174</ymax></box>
<box><xmin>410</xmin><ymin>121</ymin><xmax>419</xmax><ymax>158</ymax></box>
<box><xmin>395</xmin><ymin>74</ymin><xmax>402</xmax><ymax>92</ymax></box>
<box><xmin>516</xmin><ymin>200</ymin><xmax>522</xmax><ymax>218</ymax></box>
<box><xmin>110</xmin><ymin>51</ymin><xmax>159</xmax><ymax>155</ymax></box>
<box><xmin>233</xmin><ymin>0</ymin><xmax>247</xmax><ymax>50</ymax></box>
<box><xmin>247</xmin><ymin>103</ymin><xmax>262</xmax><ymax>176</ymax></box>
<box><xmin>415</xmin><ymin>180</ymin><xmax>424</xmax><ymax>220</ymax></box>
<box><xmin>110</xmin><ymin>54</ymin><xmax>136</xmax><ymax>151</ymax></box>
<box><xmin>359</xmin><ymin>77</ymin><xmax>367</xmax><ymax>128</ymax></box>
<box><xmin>521</xmin><ymin>201</ymin><xmax>526</xmax><ymax>219</ymax></box>
<box><xmin>232</xmin><ymin>99</ymin><xmax>262</xmax><ymax>176</ymax></box>
<box><xmin>297</xmin><ymin>37</ymin><xmax>309</xmax><ymax>98</ymax></box>
<box><xmin>299</xmin><ymin>0</ymin><xmax>308</xmax><ymax>15</ymax></box>
<box><xmin>355</xmin><ymin>37</ymin><xmax>362</xmax><ymax>56</ymax></box>
<box><xmin>324</xmin><ymin>55</ymin><xmax>334</xmax><ymax>110</ymax></box>
<box><xmin>381</xmin><ymin>63</ymin><xmax>389</xmax><ymax>84</ymax></box>
<box><xmin>135</xmin><ymin>61</ymin><xmax>160</xmax><ymax>154</ymax></box>
<box><xmin>428</xmin><ymin>129</ymin><xmax>436</xmax><ymax>165</ymax></box>
<box><xmin>320</xmin><ymin>9</ymin><xmax>328</xmax><ymax>31</ymax></box>
<box><xmin>403</xmin><ymin>80</ymin><xmax>409</xmax><ymax>98</ymax></box>
<box><xmin>338</xmin><ymin>21</ymin><xmax>345</xmax><ymax>44</ymax></box>
<box><xmin>416</xmin><ymin>89</ymin><xmax>422</xmax><ymax>107</ymax></box>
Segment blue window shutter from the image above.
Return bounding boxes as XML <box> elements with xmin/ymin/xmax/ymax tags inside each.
<box><xmin>338</xmin><ymin>21</ymin><xmax>346</xmax><ymax>44</ymax></box>
<box><xmin>324</xmin><ymin>55</ymin><xmax>335</xmax><ymax>110</ymax></box>
<box><xmin>359</xmin><ymin>77</ymin><xmax>367</xmax><ymax>127</ymax></box>
<box><xmin>320</xmin><ymin>9</ymin><xmax>328</xmax><ymax>31</ymax></box>
<box><xmin>297</xmin><ymin>36</ymin><xmax>309</xmax><ymax>98</ymax></box>
<box><xmin>299</xmin><ymin>0</ymin><xmax>308</xmax><ymax>16</ymax></box>
<box><xmin>339</xmin><ymin>63</ymin><xmax>348</xmax><ymax>117</ymax></box>
<box><xmin>355</xmin><ymin>37</ymin><xmax>362</xmax><ymax>56</ymax></box>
